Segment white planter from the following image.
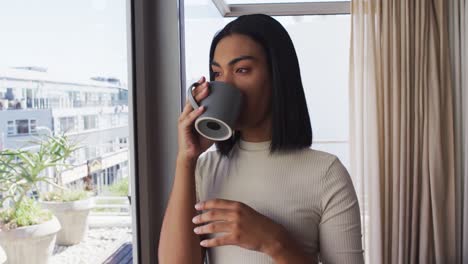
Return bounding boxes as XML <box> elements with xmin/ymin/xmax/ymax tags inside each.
<box><xmin>40</xmin><ymin>197</ymin><xmax>94</xmax><ymax>246</ymax></box>
<box><xmin>0</xmin><ymin>216</ymin><xmax>61</xmax><ymax>264</ymax></box>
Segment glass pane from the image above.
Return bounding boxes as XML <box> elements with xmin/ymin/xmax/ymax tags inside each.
<box><xmin>184</xmin><ymin>1</ymin><xmax>360</xmax><ymax>260</ymax></box>
<box><xmin>275</xmin><ymin>15</ymin><xmax>350</xmax><ymax>141</ymax></box>
<box><xmin>184</xmin><ymin>4</ymin><xmax>350</xmax><ymax>164</ymax></box>
<box><xmin>0</xmin><ymin>0</ymin><xmax>133</xmax><ymax>263</ymax></box>
<box><xmin>15</xmin><ymin>120</ymin><xmax>29</xmax><ymax>134</ymax></box>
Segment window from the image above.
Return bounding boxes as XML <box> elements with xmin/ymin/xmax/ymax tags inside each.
<box><xmin>0</xmin><ymin>1</ymin><xmax>133</xmax><ymax>262</ymax></box>
<box><xmin>119</xmin><ymin>137</ymin><xmax>128</xmax><ymax>149</ymax></box>
<box><xmin>16</xmin><ymin>120</ymin><xmax>29</xmax><ymax>134</ymax></box>
<box><xmin>6</xmin><ymin>119</ymin><xmax>37</xmax><ymax>136</ymax></box>
<box><xmin>184</xmin><ymin>2</ymin><xmax>350</xmax><ymax>168</ymax></box>
<box><xmin>59</xmin><ymin>117</ymin><xmax>77</xmax><ymax>133</ymax></box>
<box><xmin>84</xmin><ymin>92</ymin><xmax>100</xmax><ymax>107</ymax></box>
<box><xmin>7</xmin><ymin>121</ymin><xmax>15</xmax><ymax>136</ymax></box>
<box><xmin>183</xmin><ymin>2</ymin><xmax>363</xmax><ymax>261</ymax></box>
<box><xmin>277</xmin><ymin>15</ymin><xmax>350</xmax><ymax>168</ymax></box>
<box><xmin>30</xmin><ymin>120</ymin><xmax>37</xmax><ymax>133</ymax></box>
<box><xmin>83</xmin><ymin>115</ymin><xmax>98</xmax><ymax>130</ymax></box>
<box><xmin>5</xmin><ymin>88</ymin><xmax>14</xmax><ymax>100</ymax></box>
<box><xmin>103</xmin><ymin>140</ymin><xmax>115</xmax><ymax>154</ymax></box>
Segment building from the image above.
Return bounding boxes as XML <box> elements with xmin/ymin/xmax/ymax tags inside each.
<box><xmin>0</xmin><ymin>67</ymin><xmax>129</xmax><ymax>193</ymax></box>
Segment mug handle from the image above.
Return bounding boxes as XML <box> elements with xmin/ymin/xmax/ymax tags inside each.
<box><xmin>186</xmin><ymin>82</ymin><xmax>202</xmax><ymax>110</ymax></box>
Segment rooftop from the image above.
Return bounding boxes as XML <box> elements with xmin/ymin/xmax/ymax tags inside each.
<box><xmin>0</xmin><ymin>67</ymin><xmax>127</xmax><ymax>90</ymax></box>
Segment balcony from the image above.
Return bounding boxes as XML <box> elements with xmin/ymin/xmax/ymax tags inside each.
<box><xmin>0</xmin><ymin>196</ymin><xmax>132</xmax><ymax>264</ymax></box>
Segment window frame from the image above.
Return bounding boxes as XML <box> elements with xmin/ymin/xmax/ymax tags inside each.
<box><xmin>130</xmin><ymin>0</ymin><xmax>185</xmax><ymax>263</ymax></box>
<box><xmin>211</xmin><ymin>0</ymin><xmax>350</xmax><ymax>16</ymax></box>
<box><xmin>131</xmin><ymin>1</ymin><xmax>352</xmax><ymax>263</ymax></box>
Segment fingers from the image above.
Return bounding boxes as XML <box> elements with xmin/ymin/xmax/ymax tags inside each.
<box><xmin>193</xmin><ymin>82</ymin><xmax>209</xmax><ymax>102</ymax></box>
<box><xmin>195</xmin><ymin>199</ymin><xmax>244</xmax><ymax>211</ymax></box>
<box><xmin>193</xmin><ymin>221</ymin><xmax>238</xmax><ymax>248</ymax></box>
<box><xmin>198</xmin><ymin>76</ymin><xmax>205</xmax><ymax>84</ymax></box>
<box><xmin>199</xmin><ymin>235</ymin><xmax>236</xmax><ymax>248</ymax></box>
<box><xmin>185</xmin><ymin>76</ymin><xmax>208</xmax><ymax>104</ymax></box>
<box><xmin>181</xmin><ymin>77</ymin><xmax>209</xmax><ymax>119</ymax></box>
<box><xmin>180</xmin><ymin>101</ymin><xmax>195</xmax><ymax>119</ymax></box>
<box><xmin>193</xmin><ymin>221</ymin><xmax>232</xmax><ymax>235</ymax></box>
<box><xmin>180</xmin><ymin>105</ymin><xmax>205</xmax><ymax>127</ymax></box>
<box><xmin>186</xmin><ymin>81</ymin><xmax>209</xmax><ymax>107</ymax></box>
<box><xmin>192</xmin><ymin>209</ymin><xmax>239</xmax><ymax>224</ymax></box>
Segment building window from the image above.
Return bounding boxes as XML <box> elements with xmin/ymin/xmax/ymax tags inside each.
<box><xmin>119</xmin><ymin>137</ymin><xmax>128</xmax><ymax>149</ymax></box>
<box><xmin>83</xmin><ymin>115</ymin><xmax>98</xmax><ymax>130</ymax></box>
<box><xmin>6</xmin><ymin>119</ymin><xmax>39</xmax><ymax>136</ymax></box>
<box><xmin>59</xmin><ymin>116</ymin><xmax>77</xmax><ymax>133</ymax></box>
<box><xmin>16</xmin><ymin>120</ymin><xmax>29</xmax><ymax>134</ymax></box>
<box><xmin>102</xmin><ymin>139</ymin><xmax>115</xmax><ymax>154</ymax></box>
<box><xmin>30</xmin><ymin>120</ymin><xmax>37</xmax><ymax>133</ymax></box>
<box><xmin>7</xmin><ymin>121</ymin><xmax>15</xmax><ymax>136</ymax></box>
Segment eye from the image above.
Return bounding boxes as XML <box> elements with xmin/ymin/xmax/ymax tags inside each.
<box><xmin>236</xmin><ymin>68</ymin><xmax>249</xmax><ymax>74</ymax></box>
<box><xmin>212</xmin><ymin>71</ymin><xmax>221</xmax><ymax>78</ymax></box>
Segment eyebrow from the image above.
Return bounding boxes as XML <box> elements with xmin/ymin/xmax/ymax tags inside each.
<box><xmin>211</xmin><ymin>55</ymin><xmax>256</xmax><ymax>67</ymax></box>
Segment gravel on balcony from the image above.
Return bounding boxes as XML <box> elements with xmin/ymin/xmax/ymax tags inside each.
<box><xmin>0</xmin><ymin>225</ymin><xmax>132</xmax><ymax>264</ymax></box>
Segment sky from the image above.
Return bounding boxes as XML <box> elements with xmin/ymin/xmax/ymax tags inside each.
<box><xmin>0</xmin><ymin>0</ymin><xmax>129</xmax><ymax>82</ymax></box>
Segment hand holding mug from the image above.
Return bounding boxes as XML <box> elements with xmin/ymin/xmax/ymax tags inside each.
<box><xmin>187</xmin><ymin>80</ymin><xmax>244</xmax><ymax>141</ymax></box>
<box><xmin>178</xmin><ymin>76</ymin><xmax>214</xmax><ymax>160</ymax></box>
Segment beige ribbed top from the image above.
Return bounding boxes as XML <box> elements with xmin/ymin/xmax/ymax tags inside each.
<box><xmin>195</xmin><ymin>139</ymin><xmax>364</xmax><ymax>264</ymax></box>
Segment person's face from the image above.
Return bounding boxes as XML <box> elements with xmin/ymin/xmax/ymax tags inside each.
<box><xmin>211</xmin><ymin>34</ymin><xmax>272</xmax><ymax>131</ymax></box>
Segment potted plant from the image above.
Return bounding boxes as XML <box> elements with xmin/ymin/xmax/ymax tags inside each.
<box><xmin>40</xmin><ymin>188</ymin><xmax>94</xmax><ymax>245</ymax></box>
<box><xmin>0</xmin><ymin>134</ymin><xmax>80</xmax><ymax>264</ymax></box>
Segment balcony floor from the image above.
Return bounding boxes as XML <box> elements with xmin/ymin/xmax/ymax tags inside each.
<box><xmin>0</xmin><ymin>216</ymin><xmax>133</xmax><ymax>264</ymax></box>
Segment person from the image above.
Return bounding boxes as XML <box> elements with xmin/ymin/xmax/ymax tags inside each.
<box><xmin>159</xmin><ymin>14</ymin><xmax>364</xmax><ymax>264</ymax></box>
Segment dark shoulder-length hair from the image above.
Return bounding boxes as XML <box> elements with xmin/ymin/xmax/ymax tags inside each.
<box><xmin>209</xmin><ymin>14</ymin><xmax>312</xmax><ymax>156</ymax></box>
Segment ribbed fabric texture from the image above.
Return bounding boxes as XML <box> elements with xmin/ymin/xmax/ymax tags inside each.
<box><xmin>195</xmin><ymin>139</ymin><xmax>364</xmax><ymax>264</ymax></box>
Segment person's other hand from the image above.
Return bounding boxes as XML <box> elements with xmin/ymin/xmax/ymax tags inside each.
<box><xmin>192</xmin><ymin>199</ymin><xmax>289</xmax><ymax>255</ymax></box>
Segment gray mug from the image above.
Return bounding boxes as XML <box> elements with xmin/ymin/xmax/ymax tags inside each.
<box><xmin>187</xmin><ymin>81</ymin><xmax>244</xmax><ymax>141</ymax></box>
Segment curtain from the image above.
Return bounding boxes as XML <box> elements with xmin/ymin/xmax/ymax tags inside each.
<box><xmin>349</xmin><ymin>1</ymin><xmax>456</xmax><ymax>263</ymax></box>
<box><xmin>449</xmin><ymin>1</ymin><xmax>468</xmax><ymax>263</ymax></box>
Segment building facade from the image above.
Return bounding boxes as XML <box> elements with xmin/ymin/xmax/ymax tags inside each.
<box><xmin>0</xmin><ymin>67</ymin><xmax>129</xmax><ymax>193</ymax></box>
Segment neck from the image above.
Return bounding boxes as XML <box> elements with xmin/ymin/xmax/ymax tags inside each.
<box><xmin>239</xmin><ymin>116</ymin><xmax>272</xmax><ymax>142</ymax></box>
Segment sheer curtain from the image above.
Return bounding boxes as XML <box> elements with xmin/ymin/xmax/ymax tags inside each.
<box><xmin>449</xmin><ymin>1</ymin><xmax>468</xmax><ymax>263</ymax></box>
<box><xmin>349</xmin><ymin>1</ymin><xmax>456</xmax><ymax>263</ymax></box>
<box><xmin>349</xmin><ymin>0</ymin><xmax>382</xmax><ymax>262</ymax></box>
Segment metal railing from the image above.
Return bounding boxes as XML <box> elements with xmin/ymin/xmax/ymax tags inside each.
<box><xmin>90</xmin><ymin>196</ymin><xmax>130</xmax><ymax>216</ymax></box>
